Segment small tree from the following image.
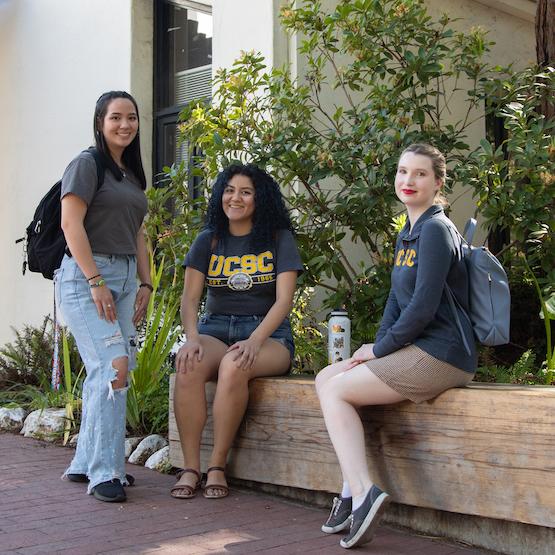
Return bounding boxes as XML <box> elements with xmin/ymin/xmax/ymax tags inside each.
<box><xmin>148</xmin><ymin>0</ymin><xmax>492</xmax><ymax>350</ymax></box>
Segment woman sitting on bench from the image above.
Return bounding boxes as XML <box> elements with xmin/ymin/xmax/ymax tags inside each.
<box><xmin>172</xmin><ymin>164</ymin><xmax>303</xmax><ymax>500</ymax></box>
<box><xmin>316</xmin><ymin>143</ymin><xmax>477</xmax><ymax>549</ymax></box>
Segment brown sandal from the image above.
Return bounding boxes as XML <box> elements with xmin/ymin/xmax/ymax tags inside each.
<box><xmin>170</xmin><ymin>468</ymin><xmax>201</xmax><ymax>499</ymax></box>
<box><xmin>203</xmin><ymin>466</ymin><xmax>229</xmax><ymax>499</ymax></box>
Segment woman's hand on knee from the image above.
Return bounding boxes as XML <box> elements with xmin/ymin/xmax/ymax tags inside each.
<box><xmin>227</xmin><ymin>336</ymin><xmax>263</xmax><ymax>371</ymax></box>
<box><xmin>351</xmin><ymin>343</ymin><xmax>376</xmax><ymax>363</ymax></box>
<box><xmin>176</xmin><ymin>340</ymin><xmax>203</xmax><ymax>373</ymax></box>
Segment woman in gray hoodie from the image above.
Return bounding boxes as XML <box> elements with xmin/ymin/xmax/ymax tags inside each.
<box><xmin>316</xmin><ymin>143</ymin><xmax>477</xmax><ymax>549</ymax></box>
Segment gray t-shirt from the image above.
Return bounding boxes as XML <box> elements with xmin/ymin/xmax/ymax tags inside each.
<box><xmin>184</xmin><ymin>229</ymin><xmax>303</xmax><ymax>315</ymax></box>
<box><xmin>61</xmin><ymin>151</ymin><xmax>148</xmax><ymax>254</ymax></box>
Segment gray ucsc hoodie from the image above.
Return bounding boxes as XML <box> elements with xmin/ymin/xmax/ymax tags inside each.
<box><xmin>373</xmin><ymin>205</ymin><xmax>477</xmax><ymax>373</ymax></box>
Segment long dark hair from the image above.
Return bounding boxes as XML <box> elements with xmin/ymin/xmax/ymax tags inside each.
<box><xmin>205</xmin><ymin>164</ymin><xmax>293</xmax><ymax>251</ymax></box>
<box><xmin>93</xmin><ymin>91</ymin><xmax>147</xmax><ymax>190</ymax></box>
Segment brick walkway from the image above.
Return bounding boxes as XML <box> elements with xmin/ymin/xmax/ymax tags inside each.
<box><xmin>0</xmin><ymin>433</ymin><xmax>486</xmax><ymax>554</ymax></box>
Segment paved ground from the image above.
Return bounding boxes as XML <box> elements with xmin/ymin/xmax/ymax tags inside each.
<box><xmin>0</xmin><ymin>433</ymin><xmax>487</xmax><ymax>555</ymax></box>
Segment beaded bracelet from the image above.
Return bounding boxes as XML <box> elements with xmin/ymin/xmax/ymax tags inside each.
<box><xmin>87</xmin><ymin>273</ymin><xmax>101</xmax><ymax>282</ymax></box>
<box><xmin>140</xmin><ymin>283</ymin><xmax>154</xmax><ymax>292</ymax></box>
<box><xmin>90</xmin><ymin>278</ymin><xmax>106</xmax><ymax>288</ymax></box>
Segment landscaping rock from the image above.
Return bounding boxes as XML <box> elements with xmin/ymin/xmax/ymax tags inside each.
<box><xmin>125</xmin><ymin>436</ymin><xmax>142</xmax><ymax>458</ymax></box>
<box><xmin>0</xmin><ymin>407</ymin><xmax>28</xmax><ymax>432</ymax></box>
<box><xmin>128</xmin><ymin>434</ymin><xmax>167</xmax><ymax>465</ymax></box>
<box><xmin>69</xmin><ymin>433</ymin><xmax>79</xmax><ymax>447</ymax></box>
<box><xmin>145</xmin><ymin>446</ymin><xmax>171</xmax><ymax>473</ymax></box>
<box><xmin>20</xmin><ymin>408</ymin><xmax>66</xmax><ymax>441</ymax></box>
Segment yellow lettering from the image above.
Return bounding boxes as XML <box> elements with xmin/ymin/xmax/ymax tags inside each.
<box><xmin>208</xmin><ymin>254</ymin><xmax>223</xmax><ymax>277</ymax></box>
<box><xmin>396</xmin><ymin>249</ymin><xmax>405</xmax><ymax>266</ymax></box>
<box><xmin>241</xmin><ymin>254</ymin><xmax>257</xmax><ymax>274</ymax></box>
<box><xmin>223</xmin><ymin>256</ymin><xmax>241</xmax><ymax>276</ymax></box>
<box><xmin>405</xmin><ymin>249</ymin><xmax>416</xmax><ymax>267</ymax></box>
<box><xmin>258</xmin><ymin>251</ymin><xmax>274</xmax><ymax>273</ymax></box>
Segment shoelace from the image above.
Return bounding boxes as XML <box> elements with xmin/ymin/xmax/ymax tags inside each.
<box><xmin>331</xmin><ymin>496</ymin><xmax>341</xmax><ymax>517</ymax></box>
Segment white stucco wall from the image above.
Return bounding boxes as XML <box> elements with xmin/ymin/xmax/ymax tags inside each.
<box><xmin>213</xmin><ymin>0</ymin><xmax>288</xmax><ymax>72</ymax></box>
<box><xmin>0</xmin><ymin>0</ymin><xmax>152</xmax><ymax>346</ymax></box>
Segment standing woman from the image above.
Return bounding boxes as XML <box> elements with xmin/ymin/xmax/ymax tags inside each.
<box><xmin>172</xmin><ymin>164</ymin><xmax>303</xmax><ymax>500</ymax></box>
<box><xmin>56</xmin><ymin>91</ymin><xmax>151</xmax><ymax>503</ymax></box>
<box><xmin>316</xmin><ymin>144</ymin><xmax>477</xmax><ymax>549</ymax></box>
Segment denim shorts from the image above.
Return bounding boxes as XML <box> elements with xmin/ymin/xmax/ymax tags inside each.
<box><xmin>198</xmin><ymin>313</ymin><xmax>295</xmax><ymax>359</ymax></box>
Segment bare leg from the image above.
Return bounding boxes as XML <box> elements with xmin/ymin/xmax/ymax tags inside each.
<box><xmin>173</xmin><ymin>335</ymin><xmax>227</xmax><ymax>495</ymax></box>
<box><xmin>205</xmin><ymin>339</ymin><xmax>290</xmax><ymax>496</ymax></box>
<box><xmin>317</xmin><ymin>364</ymin><xmax>405</xmax><ymax>498</ymax></box>
<box><xmin>315</xmin><ymin>359</ymin><xmax>362</xmax><ymax>490</ymax></box>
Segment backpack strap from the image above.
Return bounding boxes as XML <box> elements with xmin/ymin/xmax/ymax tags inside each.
<box><xmin>64</xmin><ymin>148</ymin><xmax>106</xmax><ymax>259</ymax></box>
<box><xmin>440</xmin><ymin>217</ymin><xmax>473</xmax><ymax>357</ymax></box>
<box><xmin>444</xmin><ymin>284</ymin><xmax>472</xmax><ymax>356</ymax></box>
<box><xmin>86</xmin><ymin>147</ymin><xmax>106</xmax><ymax>190</ymax></box>
<box><xmin>462</xmin><ymin>218</ymin><xmax>477</xmax><ymax>246</ymax></box>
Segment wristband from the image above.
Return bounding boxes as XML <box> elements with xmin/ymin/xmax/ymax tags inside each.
<box><xmin>87</xmin><ymin>273</ymin><xmax>101</xmax><ymax>282</ymax></box>
<box><xmin>90</xmin><ymin>278</ymin><xmax>106</xmax><ymax>288</ymax></box>
<box><xmin>140</xmin><ymin>283</ymin><xmax>154</xmax><ymax>292</ymax></box>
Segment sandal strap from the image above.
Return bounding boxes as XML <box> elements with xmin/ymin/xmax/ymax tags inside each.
<box><xmin>206</xmin><ymin>466</ymin><xmax>225</xmax><ymax>473</ymax></box>
<box><xmin>176</xmin><ymin>468</ymin><xmax>201</xmax><ymax>481</ymax></box>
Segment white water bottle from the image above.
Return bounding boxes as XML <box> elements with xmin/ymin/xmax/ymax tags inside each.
<box><xmin>328</xmin><ymin>309</ymin><xmax>351</xmax><ymax>364</ymax></box>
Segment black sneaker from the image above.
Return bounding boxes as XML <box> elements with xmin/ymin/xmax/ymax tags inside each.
<box><xmin>92</xmin><ymin>479</ymin><xmax>127</xmax><ymax>503</ymax></box>
<box><xmin>321</xmin><ymin>496</ymin><xmax>352</xmax><ymax>533</ymax></box>
<box><xmin>66</xmin><ymin>473</ymin><xmax>89</xmax><ymax>483</ymax></box>
<box><xmin>340</xmin><ymin>485</ymin><xmax>391</xmax><ymax>549</ymax></box>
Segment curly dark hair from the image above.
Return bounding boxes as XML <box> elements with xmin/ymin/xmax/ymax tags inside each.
<box><xmin>205</xmin><ymin>164</ymin><xmax>293</xmax><ymax>251</ymax></box>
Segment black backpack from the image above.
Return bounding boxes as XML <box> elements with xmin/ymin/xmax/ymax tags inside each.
<box><xmin>17</xmin><ymin>148</ymin><xmax>106</xmax><ymax>279</ymax></box>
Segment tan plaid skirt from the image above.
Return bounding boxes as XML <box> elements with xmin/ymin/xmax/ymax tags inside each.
<box><xmin>365</xmin><ymin>344</ymin><xmax>473</xmax><ymax>403</ymax></box>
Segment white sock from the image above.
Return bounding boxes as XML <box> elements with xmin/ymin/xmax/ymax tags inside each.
<box><xmin>341</xmin><ymin>481</ymin><xmax>352</xmax><ymax>499</ymax></box>
<box><xmin>352</xmin><ymin>488</ymin><xmax>370</xmax><ymax>511</ymax></box>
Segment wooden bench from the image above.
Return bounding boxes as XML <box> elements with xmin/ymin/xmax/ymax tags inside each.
<box><xmin>168</xmin><ymin>375</ymin><xmax>555</xmax><ymax>529</ymax></box>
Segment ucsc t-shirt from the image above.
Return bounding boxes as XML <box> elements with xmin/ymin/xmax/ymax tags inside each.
<box><xmin>184</xmin><ymin>229</ymin><xmax>303</xmax><ymax>316</ymax></box>
<box><xmin>61</xmin><ymin>151</ymin><xmax>148</xmax><ymax>255</ymax></box>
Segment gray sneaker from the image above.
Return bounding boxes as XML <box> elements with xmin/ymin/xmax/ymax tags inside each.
<box><xmin>339</xmin><ymin>485</ymin><xmax>391</xmax><ymax>549</ymax></box>
<box><xmin>321</xmin><ymin>496</ymin><xmax>352</xmax><ymax>533</ymax></box>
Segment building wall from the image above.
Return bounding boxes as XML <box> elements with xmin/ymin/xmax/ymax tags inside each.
<box><xmin>213</xmin><ymin>0</ymin><xmax>288</xmax><ymax>74</ymax></box>
<box><xmin>0</xmin><ymin>0</ymin><xmax>152</xmax><ymax>346</ymax></box>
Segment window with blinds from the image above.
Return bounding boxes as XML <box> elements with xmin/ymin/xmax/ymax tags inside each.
<box><xmin>154</xmin><ymin>1</ymin><xmax>212</xmax><ymax>183</ymax></box>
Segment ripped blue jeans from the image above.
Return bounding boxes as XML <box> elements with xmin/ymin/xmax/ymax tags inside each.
<box><xmin>55</xmin><ymin>253</ymin><xmax>137</xmax><ymax>493</ymax></box>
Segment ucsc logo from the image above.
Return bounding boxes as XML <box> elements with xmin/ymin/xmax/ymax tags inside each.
<box><xmin>206</xmin><ymin>252</ymin><xmax>276</xmax><ymax>289</ymax></box>
<box><xmin>208</xmin><ymin>252</ymin><xmax>274</xmax><ymax>276</ymax></box>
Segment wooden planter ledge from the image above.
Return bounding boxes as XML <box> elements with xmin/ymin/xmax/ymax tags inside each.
<box><xmin>169</xmin><ymin>375</ymin><xmax>555</xmax><ymax>530</ymax></box>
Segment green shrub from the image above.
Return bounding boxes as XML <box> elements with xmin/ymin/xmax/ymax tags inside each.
<box><xmin>127</xmin><ymin>256</ymin><xmax>180</xmax><ymax>435</ymax></box>
<box><xmin>147</xmin><ymin>1</ymin><xmax>553</xmax><ymax>380</ymax></box>
<box><xmin>475</xmin><ymin>350</ymin><xmax>541</xmax><ymax>385</ymax></box>
<box><xmin>0</xmin><ymin>317</ymin><xmax>83</xmax><ymax>409</ymax></box>
<box><xmin>462</xmin><ymin>66</ymin><xmax>555</xmax><ymax>379</ymax></box>
<box><xmin>149</xmin><ymin>0</ymin><xmax>493</xmax><ymax>350</ymax></box>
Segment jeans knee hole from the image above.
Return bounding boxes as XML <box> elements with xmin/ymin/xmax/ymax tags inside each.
<box><xmin>108</xmin><ymin>357</ymin><xmax>128</xmax><ymax>398</ymax></box>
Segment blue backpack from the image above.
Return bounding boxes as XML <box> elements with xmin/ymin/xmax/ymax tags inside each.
<box><xmin>445</xmin><ymin>218</ymin><xmax>511</xmax><ymax>354</ymax></box>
